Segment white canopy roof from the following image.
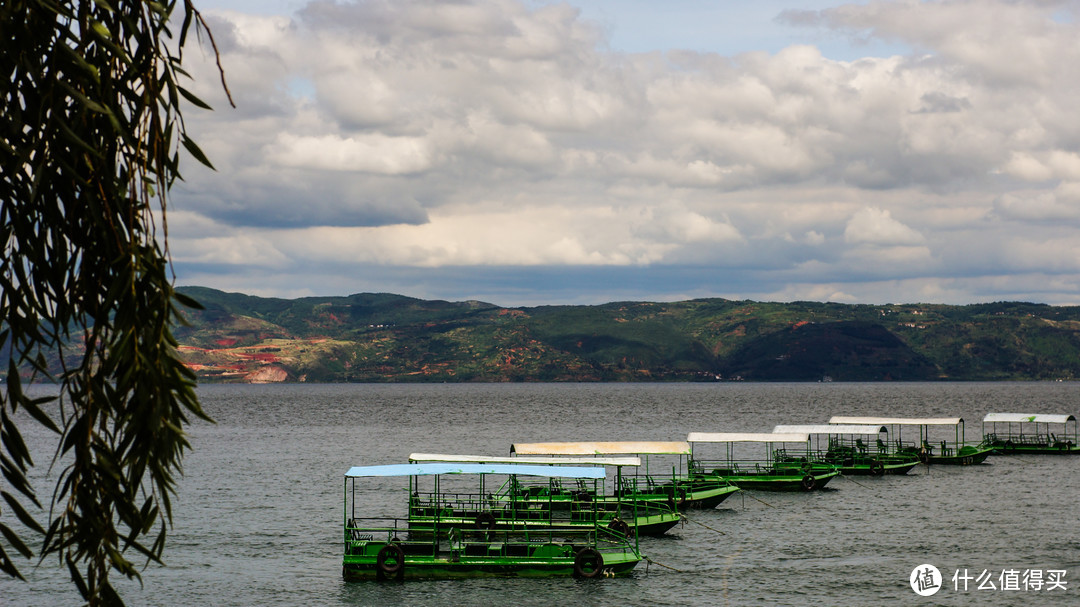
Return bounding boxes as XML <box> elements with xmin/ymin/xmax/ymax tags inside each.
<box><xmin>687</xmin><ymin>432</ymin><xmax>809</xmax><ymax>443</ymax></box>
<box><xmin>345</xmin><ymin>463</ymin><xmax>606</xmax><ymax>479</ymax></box>
<box><xmin>510</xmin><ymin>441</ymin><xmax>691</xmax><ymax>456</ymax></box>
<box><xmin>828</xmin><ymin>416</ymin><xmax>963</xmax><ymax>426</ymax></box>
<box><xmin>773</xmin><ymin>424</ymin><xmax>888</xmax><ymax>435</ymax></box>
<box><xmin>983</xmin><ymin>413</ymin><xmax>1076</xmax><ymax>424</ymax></box>
<box><xmin>409</xmin><ymin>453</ymin><xmax>641</xmax><ymax>466</ymax></box>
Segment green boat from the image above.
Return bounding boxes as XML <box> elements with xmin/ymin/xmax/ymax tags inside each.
<box><xmin>829</xmin><ymin>416</ymin><xmax>994</xmax><ymax>465</ymax></box>
<box><xmin>343</xmin><ymin>463</ymin><xmax>643</xmax><ymax>581</ymax></box>
<box><xmin>772</xmin><ymin>424</ymin><xmax>920</xmax><ymax>475</ymax></box>
<box><xmin>686</xmin><ymin>432</ymin><xmax>841</xmax><ymax>491</ymax></box>
<box><xmin>981</xmin><ymin>413</ymin><xmax>1080</xmax><ymax>454</ymax></box>
<box><xmin>406</xmin><ymin>453</ymin><xmax>682</xmax><ymax>536</ymax></box>
<box><xmin>508</xmin><ymin>441</ymin><xmax>741</xmax><ymax>510</ymax></box>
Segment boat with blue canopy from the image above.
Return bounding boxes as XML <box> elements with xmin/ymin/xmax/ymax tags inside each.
<box><xmin>980</xmin><ymin>413</ymin><xmax>1080</xmax><ymax>454</ymax></box>
<box><xmin>508</xmin><ymin>441</ymin><xmax>741</xmax><ymax>509</ymax></box>
<box><xmin>828</xmin><ymin>416</ymin><xmax>993</xmax><ymax>465</ymax></box>
<box><xmin>772</xmin><ymin>424</ymin><xmax>919</xmax><ymax>475</ymax></box>
<box><xmin>343</xmin><ymin>463</ymin><xmax>643</xmax><ymax>581</ymax></box>
<box><xmin>686</xmin><ymin>432</ymin><xmax>841</xmax><ymax>491</ymax></box>
<box><xmin>406</xmin><ymin>453</ymin><xmax>682</xmax><ymax>536</ymax></box>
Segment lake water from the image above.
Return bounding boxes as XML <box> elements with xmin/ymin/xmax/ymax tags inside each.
<box><xmin>3</xmin><ymin>382</ymin><xmax>1079</xmax><ymax>605</ymax></box>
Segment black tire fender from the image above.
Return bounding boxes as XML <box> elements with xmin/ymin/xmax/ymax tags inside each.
<box><xmin>608</xmin><ymin>518</ymin><xmax>631</xmax><ymax>538</ymax></box>
<box><xmin>376</xmin><ymin>543</ymin><xmax>405</xmax><ymax>581</ymax></box>
<box><xmin>474</xmin><ymin>511</ymin><xmax>496</xmax><ymax>530</ymax></box>
<box><xmin>573</xmin><ymin>547</ymin><xmax>604</xmax><ymax>579</ymax></box>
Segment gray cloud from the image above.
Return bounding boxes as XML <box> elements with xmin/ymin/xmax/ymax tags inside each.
<box><xmin>169</xmin><ymin>0</ymin><xmax>1080</xmax><ymax>305</ymax></box>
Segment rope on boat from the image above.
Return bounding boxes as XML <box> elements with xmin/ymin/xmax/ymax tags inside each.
<box><xmin>839</xmin><ymin>473</ymin><xmax>871</xmax><ymax>490</ymax></box>
<box><xmin>645</xmin><ymin>557</ymin><xmax>683</xmax><ymax>573</ymax></box>
<box><xmin>740</xmin><ymin>491</ymin><xmax>776</xmax><ymax>508</ymax></box>
<box><xmin>682</xmin><ymin>514</ymin><xmax>727</xmax><ymax>535</ymax></box>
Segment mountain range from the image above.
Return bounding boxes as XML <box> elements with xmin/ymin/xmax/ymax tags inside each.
<box><xmin>169</xmin><ymin>287</ymin><xmax>1080</xmax><ymax>383</ymax></box>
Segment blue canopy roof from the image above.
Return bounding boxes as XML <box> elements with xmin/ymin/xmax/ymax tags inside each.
<box><xmin>345</xmin><ymin>462</ymin><xmax>606</xmax><ymax>479</ymax></box>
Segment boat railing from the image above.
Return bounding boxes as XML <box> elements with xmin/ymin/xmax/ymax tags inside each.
<box><xmin>895</xmin><ymin>439</ymin><xmax>918</xmax><ymax>451</ymax></box>
<box><xmin>690</xmin><ymin>459</ymin><xmax>763</xmax><ymax>476</ymax></box>
<box><xmin>613</xmin><ymin>474</ymin><xmax>724</xmax><ymax>506</ymax></box>
<box><xmin>691</xmin><ymin>457</ymin><xmax>837</xmax><ymax>477</ymax></box>
<box><xmin>412</xmin><ymin>489</ymin><xmax>616</xmax><ymax>523</ymax></box>
<box><xmin>345</xmin><ymin>516</ymin><xmax>638</xmax><ymax>559</ymax></box>
<box><xmin>984</xmin><ymin>432</ymin><xmax>1063</xmax><ymax>447</ymax></box>
<box><xmin>812</xmin><ymin>447</ymin><xmax>918</xmax><ymax>466</ymax></box>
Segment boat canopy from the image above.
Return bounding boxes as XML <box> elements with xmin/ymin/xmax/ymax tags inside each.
<box><xmin>510</xmin><ymin>441</ymin><xmax>691</xmax><ymax>456</ymax></box>
<box><xmin>983</xmin><ymin>413</ymin><xmax>1076</xmax><ymax>424</ymax></box>
<box><xmin>687</xmin><ymin>432</ymin><xmax>809</xmax><ymax>443</ymax></box>
<box><xmin>345</xmin><ymin>463</ymin><xmax>606</xmax><ymax>479</ymax></box>
<box><xmin>828</xmin><ymin>416</ymin><xmax>963</xmax><ymax>426</ymax></box>
<box><xmin>773</xmin><ymin>424</ymin><xmax>888</xmax><ymax>435</ymax></box>
<box><xmin>409</xmin><ymin>453</ymin><xmax>641</xmax><ymax>467</ymax></box>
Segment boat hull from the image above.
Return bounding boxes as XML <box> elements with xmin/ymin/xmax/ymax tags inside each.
<box><xmin>695</xmin><ymin>469</ymin><xmax>839</xmax><ymax>492</ymax></box>
<box><xmin>728</xmin><ymin>471</ymin><xmax>838</xmax><ymax>491</ymax></box>
<box><xmin>641</xmin><ymin>480</ymin><xmax>741</xmax><ymax>509</ymax></box>
<box><xmin>839</xmin><ymin>460</ymin><xmax>919</xmax><ymax>475</ymax></box>
<box><xmin>924</xmin><ymin>445</ymin><xmax>994</xmax><ymax>465</ymax></box>
<box><xmin>343</xmin><ymin>541</ymin><xmax>641</xmax><ymax>581</ymax></box>
<box><xmin>678</xmin><ymin>482</ymin><xmax>741</xmax><ymax>508</ymax></box>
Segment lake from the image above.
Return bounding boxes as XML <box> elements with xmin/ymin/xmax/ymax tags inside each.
<box><xmin>3</xmin><ymin>382</ymin><xmax>1079</xmax><ymax>605</ymax></box>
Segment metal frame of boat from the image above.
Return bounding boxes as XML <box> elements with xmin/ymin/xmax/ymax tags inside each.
<box><xmin>828</xmin><ymin>416</ymin><xmax>993</xmax><ymax>465</ymax></box>
<box><xmin>685</xmin><ymin>432</ymin><xmax>841</xmax><ymax>491</ymax></box>
<box><xmin>981</xmin><ymin>413</ymin><xmax>1080</xmax><ymax>455</ymax></box>
<box><xmin>406</xmin><ymin>453</ymin><xmax>682</xmax><ymax>536</ymax></box>
<box><xmin>509</xmin><ymin>441</ymin><xmax>741</xmax><ymax>509</ymax></box>
<box><xmin>772</xmin><ymin>424</ymin><xmax>920</xmax><ymax>475</ymax></box>
<box><xmin>343</xmin><ymin>463</ymin><xmax>643</xmax><ymax>581</ymax></box>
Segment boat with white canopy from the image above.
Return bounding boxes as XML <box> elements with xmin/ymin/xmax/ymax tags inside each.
<box><xmin>406</xmin><ymin>453</ymin><xmax>681</xmax><ymax>536</ymax></box>
<box><xmin>828</xmin><ymin>416</ymin><xmax>993</xmax><ymax>465</ymax></box>
<box><xmin>772</xmin><ymin>424</ymin><xmax>919</xmax><ymax>475</ymax></box>
<box><xmin>342</xmin><ymin>463</ymin><xmax>643</xmax><ymax>581</ymax></box>
<box><xmin>981</xmin><ymin>413</ymin><xmax>1080</xmax><ymax>454</ymax></box>
<box><xmin>685</xmin><ymin>432</ymin><xmax>840</xmax><ymax>491</ymax></box>
<box><xmin>508</xmin><ymin>441</ymin><xmax>740</xmax><ymax>509</ymax></box>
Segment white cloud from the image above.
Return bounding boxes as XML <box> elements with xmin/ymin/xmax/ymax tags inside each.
<box><xmin>995</xmin><ymin>188</ymin><xmax>1080</xmax><ymax>223</ymax></box>
<box><xmin>844</xmin><ymin>207</ymin><xmax>926</xmax><ymax>246</ymax></box>
<box><xmin>267</xmin><ymin>133</ymin><xmax>434</xmax><ymax>174</ymax></box>
<box><xmin>167</xmin><ymin>0</ymin><xmax>1080</xmax><ymax>305</ymax></box>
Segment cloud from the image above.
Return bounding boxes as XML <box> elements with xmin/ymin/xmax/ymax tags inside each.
<box><xmin>266</xmin><ymin>133</ymin><xmax>434</xmax><ymax>174</ymax></box>
<box><xmin>844</xmin><ymin>207</ymin><xmax>926</xmax><ymax>246</ymax></box>
<box><xmin>994</xmin><ymin>186</ymin><xmax>1080</xmax><ymax>223</ymax></box>
<box><xmin>165</xmin><ymin>0</ymin><xmax>1080</xmax><ymax>305</ymax></box>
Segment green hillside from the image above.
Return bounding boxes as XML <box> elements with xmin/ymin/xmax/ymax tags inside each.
<box><xmin>159</xmin><ymin>288</ymin><xmax>1080</xmax><ymax>383</ymax></box>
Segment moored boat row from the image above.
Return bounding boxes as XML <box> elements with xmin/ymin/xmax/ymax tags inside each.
<box><xmin>343</xmin><ymin>409</ymin><xmax>1077</xmax><ymax>582</ymax></box>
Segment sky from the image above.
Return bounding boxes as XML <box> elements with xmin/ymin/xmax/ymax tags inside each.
<box><xmin>168</xmin><ymin>0</ymin><xmax>1080</xmax><ymax>307</ymax></box>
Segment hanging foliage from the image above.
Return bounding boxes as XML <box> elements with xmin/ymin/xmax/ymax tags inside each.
<box><xmin>1</xmin><ymin>1</ymin><xmax>229</xmax><ymax>603</ymax></box>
